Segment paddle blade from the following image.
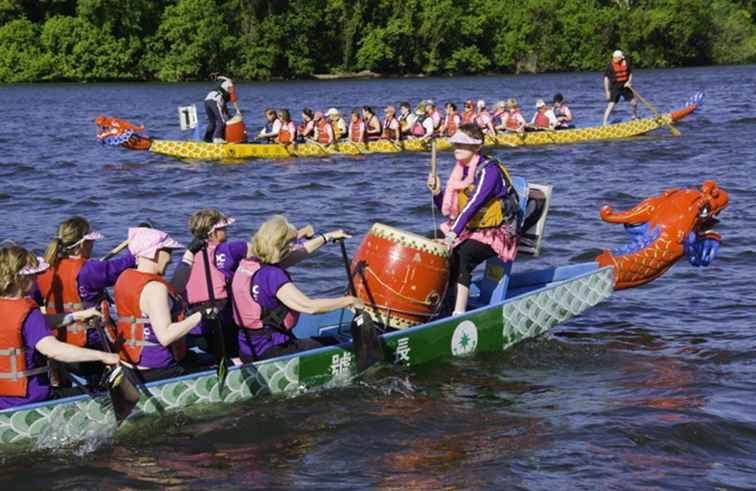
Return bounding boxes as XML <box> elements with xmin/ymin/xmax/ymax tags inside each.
<box><xmin>106</xmin><ymin>365</ymin><xmax>140</xmax><ymax>425</ymax></box>
<box><xmin>217</xmin><ymin>358</ymin><xmax>228</xmax><ymax>392</ymax></box>
<box><xmin>351</xmin><ymin>311</ymin><xmax>385</xmax><ymax>371</ymax></box>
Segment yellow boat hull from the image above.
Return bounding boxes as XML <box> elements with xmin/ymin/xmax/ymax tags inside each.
<box><xmin>147</xmin><ymin>112</ymin><xmax>685</xmax><ymax>161</ymax></box>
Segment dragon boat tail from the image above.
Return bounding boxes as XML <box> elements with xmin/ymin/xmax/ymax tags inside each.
<box><xmin>96</xmin><ymin>92</ymin><xmax>704</xmax><ymax>161</ymax></box>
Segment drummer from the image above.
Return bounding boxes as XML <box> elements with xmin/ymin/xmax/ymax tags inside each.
<box><xmin>0</xmin><ymin>245</ymin><xmax>118</xmax><ymax>409</ymax></box>
<box><xmin>426</xmin><ymin>123</ymin><xmax>519</xmax><ymax>316</ymax></box>
<box><xmin>230</xmin><ymin>215</ymin><xmax>361</xmax><ymax>362</ymax></box>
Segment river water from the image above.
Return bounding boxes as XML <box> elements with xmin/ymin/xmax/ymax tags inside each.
<box><xmin>0</xmin><ymin>65</ymin><xmax>754</xmax><ymax>489</ymax></box>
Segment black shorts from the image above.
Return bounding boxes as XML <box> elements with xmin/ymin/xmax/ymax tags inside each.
<box><xmin>609</xmin><ymin>85</ymin><xmax>634</xmax><ymax>104</ymax></box>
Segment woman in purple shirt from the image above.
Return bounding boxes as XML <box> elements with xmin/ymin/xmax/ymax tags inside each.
<box><xmin>427</xmin><ymin>123</ymin><xmax>519</xmax><ymax>316</ymax></box>
<box><xmin>0</xmin><ymin>245</ymin><xmax>119</xmax><ymax>410</ymax></box>
<box><xmin>231</xmin><ymin>215</ymin><xmax>362</xmax><ymax>362</ymax></box>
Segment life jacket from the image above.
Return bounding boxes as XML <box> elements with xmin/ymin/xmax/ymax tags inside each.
<box><xmin>611</xmin><ymin>60</ymin><xmax>629</xmax><ymax>84</ymax></box>
<box><xmin>36</xmin><ymin>257</ymin><xmax>90</xmax><ymax>347</ymax></box>
<box><xmin>476</xmin><ymin>110</ymin><xmax>491</xmax><ymax>130</ymax></box>
<box><xmin>461</xmin><ymin>110</ymin><xmax>477</xmax><ymax>124</ymax></box>
<box><xmin>382</xmin><ymin>116</ymin><xmax>398</xmax><ymax>140</ymax></box>
<box><xmin>430</xmin><ymin>110</ymin><xmax>442</xmax><ymax>129</ymax></box>
<box><xmin>365</xmin><ymin>115</ymin><xmax>382</xmax><ymax>140</ymax></box>
<box><xmin>114</xmin><ymin>270</ymin><xmax>186</xmax><ymax>365</ymax></box>
<box><xmin>278</xmin><ymin>121</ymin><xmax>295</xmax><ymax>144</ymax></box>
<box><xmin>231</xmin><ymin>259</ymin><xmax>299</xmax><ymax>331</ymax></box>
<box><xmin>316</xmin><ymin>119</ymin><xmax>332</xmax><ymax>144</ymax></box>
<box><xmin>0</xmin><ymin>298</ymin><xmax>48</xmax><ymax>397</ymax></box>
<box><xmin>493</xmin><ymin>110</ymin><xmax>508</xmax><ymax>128</ymax></box>
<box><xmin>457</xmin><ymin>158</ymin><xmax>518</xmax><ymax>230</ymax></box>
<box><xmin>298</xmin><ymin>120</ymin><xmax>314</xmax><ymax>138</ymax></box>
<box><xmin>185</xmin><ymin>242</ymin><xmax>228</xmax><ymax>305</ymax></box>
<box><xmin>445</xmin><ymin>111</ymin><xmax>459</xmax><ymax>137</ymax></box>
<box><xmin>350</xmin><ymin>119</ymin><xmax>365</xmax><ymax>142</ymax></box>
<box><xmin>506</xmin><ymin>110</ymin><xmax>523</xmax><ymax>130</ymax></box>
<box><xmin>412</xmin><ymin>115</ymin><xmax>428</xmax><ymax>137</ymax></box>
<box><xmin>263</xmin><ymin>118</ymin><xmax>279</xmax><ymax>141</ymax></box>
<box><xmin>534</xmin><ymin>110</ymin><xmax>551</xmax><ymax>129</ymax></box>
<box><xmin>399</xmin><ymin>113</ymin><xmax>411</xmax><ymax>135</ymax></box>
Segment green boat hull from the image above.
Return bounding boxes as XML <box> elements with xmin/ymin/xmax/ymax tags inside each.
<box><xmin>0</xmin><ymin>265</ymin><xmax>614</xmax><ymax>446</ymax></box>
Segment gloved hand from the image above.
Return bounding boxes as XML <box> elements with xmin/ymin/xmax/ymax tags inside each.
<box><xmin>187</xmin><ymin>237</ymin><xmax>206</xmax><ymax>254</ymax></box>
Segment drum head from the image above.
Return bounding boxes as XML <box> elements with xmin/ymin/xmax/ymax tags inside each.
<box><xmin>369</xmin><ymin>223</ymin><xmax>448</xmax><ymax>257</ymax></box>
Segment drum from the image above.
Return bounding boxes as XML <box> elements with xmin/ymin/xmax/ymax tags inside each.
<box><xmin>351</xmin><ymin>223</ymin><xmax>449</xmax><ymax>329</ymax></box>
<box><xmin>225</xmin><ymin>115</ymin><xmax>247</xmax><ymax>143</ymax></box>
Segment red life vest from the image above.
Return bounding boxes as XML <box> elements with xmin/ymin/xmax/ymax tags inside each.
<box><xmin>506</xmin><ymin>110</ymin><xmax>523</xmax><ymax>130</ymax></box>
<box><xmin>36</xmin><ymin>257</ymin><xmax>90</xmax><ymax>347</ymax></box>
<box><xmin>382</xmin><ymin>116</ymin><xmax>398</xmax><ymax>140</ymax></box>
<box><xmin>461</xmin><ymin>110</ymin><xmax>476</xmax><ymax>124</ymax></box>
<box><xmin>316</xmin><ymin>119</ymin><xmax>332</xmax><ymax>144</ymax></box>
<box><xmin>277</xmin><ymin>121</ymin><xmax>295</xmax><ymax>144</ymax></box>
<box><xmin>534</xmin><ymin>110</ymin><xmax>551</xmax><ymax>129</ymax></box>
<box><xmin>114</xmin><ymin>269</ymin><xmax>186</xmax><ymax>365</ymax></box>
<box><xmin>231</xmin><ymin>259</ymin><xmax>299</xmax><ymax>331</ymax></box>
<box><xmin>350</xmin><ymin>119</ymin><xmax>365</xmax><ymax>142</ymax></box>
<box><xmin>185</xmin><ymin>242</ymin><xmax>228</xmax><ymax>305</ymax></box>
<box><xmin>0</xmin><ymin>298</ymin><xmax>47</xmax><ymax>397</ymax></box>
<box><xmin>611</xmin><ymin>60</ymin><xmax>629</xmax><ymax>84</ymax></box>
<box><xmin>445</xmin><ymin>111</ymin><xmax>459</xmax><ymax>137</ymax></box>
<box><xmin>476</xmin><ymin>110</ymin><xmax>491</xmax><ymax>130</ymax></box>
<box><xmin>412</xmin><ymin>116</ymin><xmax>428</xmax><ymax>137</ymax></box>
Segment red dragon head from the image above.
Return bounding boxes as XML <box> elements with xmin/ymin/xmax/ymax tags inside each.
<box><xmin>596</xmin><ymin>180</ymin><xmax>728</xmax><ymax>290</ymax></box>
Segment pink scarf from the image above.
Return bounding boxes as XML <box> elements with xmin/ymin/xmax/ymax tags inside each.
<box><xmin>441</xmin><ymin>154</ymin><xmax>480</xmax><ymax>218</ymax></box>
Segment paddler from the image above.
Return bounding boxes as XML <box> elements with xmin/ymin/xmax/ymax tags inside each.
<box><xmin>326</xmin><ymin>108</ymin><xmax>347</xmax><ymax>141</ymax></box>
<box><xmin>203</xmin><ymin>75</ymin><xmax>241</xmax><ymax>144</ymax></box>
<box><xmin>504</xmin><ymin>98</ymin><xmax>526</xmax><ymax>133</ymax></box>
<box><xmin>475</xmin><ymin>99</ymin><xmax>496</xmax><ymax>137</ymax></box>
<box><xmin>298</xmin><ymin>108</ymin><xmax>316</xmax><ymax>141</ymax></box>
<box><xmin>0</xmin><ymin>245</ymin><xmax>118</xmax><ymax>410</ymax></box>
<box><xmin>461</xmin><ymin>99</ymin><xmax>477</xmax><ymax>124</ymax></box>
<box><xmin>426</xmin><ymin>123</ymin><xmax>519</xmax><ymax>316</ymax></box>
<box><xmin>411</xmin><ymin>103</ymin><xmax>434</xmax><ymax>140</ymax></box>
<box><xmin>398</xmin><ymin>102</ymin><xmax>413</xmax><ymax>139</ymax></box>
<box><xmin>603</xmin><ymin>50</ymin><xmax>638</xmax><ymax>125</ymax></box>
<box><xmin>425</xmin><ymin>100</ymin><xmax>442</xmax><ymax>133</ymax></box>
<box><xmin>348</xmin><ymin>109</ymin><xmax>367</xmax><ymax>143</ymax></box>
<box><xmin>182</xmin><ymin>209</ymin><xmax>244</xmax><ymax>354</ymax></box>
<box><xmin>528</xmin><ymin>99</ymin><xmax>558</xmax><ymax>131</ymax></box>
<box><xmin>382</xmin><ymin>105</ymin><xmax>401</xmax><ymax>142</ymax></box>
<box><xmin>492</xmin><ymin>101</ymin><xmax>509</xmax><ymax>133</ymax></box>
<box><xmin>230</xmin><ymin>215</ymin><xmax>361</xmax><ymax>362</ymax></box>
<box><xmin>257</xmin><ymin>109</ymin><xmax>282</xmax><ymax>142</ymax></box>
<box><xmin>552</xmin><ymin>93</ymin><xmax>574</xmax><ymax>129</ymax></box>
<box><xmin>37</xmin><ymin>217</ymin><xmax>136</xmax><ymax>353</ymax></box>
<box><xmin>277</xmin><ymin>109</ymin><xmax>297</xmax><ymax>144</ymax></box>
<box><xmin>362</xmin><ymin>106</ymin><xmax>383</xmax><ymax>141</ymax></box>
<box><xmin>439</xmin><ymin>102</ymin><xmax>461</xmax><ymax>137</ymax></box>
<box><xmin>113</xmin><ymin>227</ymin><xmax>213</xmax><ymax>378</ymax></box>
<box><xmin>313</xmin><ymin>112</ymin><xmax>335</xmax><ymax>145</ymax></box>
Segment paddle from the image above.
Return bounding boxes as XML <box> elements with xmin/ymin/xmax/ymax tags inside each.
<box><xmin>305</xmin><ymin>138</ymin><xmax>334</xmax><ymax>155</ymax></box>
<box><xmin>201</xmin><ymin>244</ymin><xmax>228</xmax><ymax>391</ymax></box>
<box><xmin>90</xmin><ymin>311</ymin><xmax>141</xmax><ymax>425</ymax></box>
<box><xmin>628</xmin><ymin>86</ymin><xmax>681</xmax><ymax>137</ymax></box>
<box><xmin>337</xmin><ymin>239</ymin><xmax>384</xmax><ymax>372</ymax></box>
<box><xmin>99</xmin><ymin>222</ymin><xmax>153</xmax><ymax>261</ymax></box>
<box><xmin>430</xmin><ymin>139</ymin><xmax>439</xmax><ymax>239</ymax></box>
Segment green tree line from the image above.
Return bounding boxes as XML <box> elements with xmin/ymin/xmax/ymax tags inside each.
<box><xmin>1</xmin><ymin>0</ymin><xmax>754</xmax><ymax>82</ymax></box>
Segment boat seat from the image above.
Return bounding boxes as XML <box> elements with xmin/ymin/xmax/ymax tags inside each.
<box><xmin>474</xmin><ymin>258</ymin><xmax>513</xmax><ymax>305</ymax></box>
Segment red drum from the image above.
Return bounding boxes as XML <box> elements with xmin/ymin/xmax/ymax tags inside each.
<box><xmin>225</xmin><ymin>115</ymin><xmax>247</xmax><ymax>143</ymax></box>
<box><xmin>351</xmin><ymin>223</ymin><xmax>449</xmax><ymax>329</ymax></box>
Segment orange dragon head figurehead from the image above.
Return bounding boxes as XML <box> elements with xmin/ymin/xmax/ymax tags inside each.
<box><xmin>596</xmin><ymin>180</ymin><xmax>728</xmax><ymax>290</ymax></box>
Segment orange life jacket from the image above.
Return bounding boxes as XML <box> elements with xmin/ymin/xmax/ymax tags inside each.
<box><xmin>611</xmin><ymin>60</ymin><xmax>629</xmax><ymax>84</ymax></box>
<box><xmin>0</xmin><ymin>298</ymin><xmax>47</xmax><ymax>397</ymax></box>
<box><xmin>445</xmin><ymin>111</ymin><xmax>459</xmax><ymax>137</ymax></box>
<box><xmin>461</xmin><ymin>110</ymin><xmax>476</xmax><ymax>125</ymax></box>
<box><xmin>350</xmin><ymin>119</ymin><xmax>365</xmax><ymax>142</ymax></box>
<box><xmin>506</xmin><ymin>110</ymin><xmax>523</xmax><ymax>130</ymax></box>
<box><xmin>316</xmin><ymin>119</ymin><xmax>332</xmax><ymax>144</ymax></box>
<box><xmin>36</xmin><ymin>257</ymin><xmax>90</xmax><ymax>347</ymax></box>
<box><xmin>113</xmin><ymin>270</ymin><xmax>186</xmax><ymax>365</ymax></box>
<box><xmin>365</xmin><ymin>114</ymin><xmax>382</xmax><ymax>140</ymax></box>
<box><xmin>277</xmin><ymin>122</ymin><xmax>294</xmax><ymax>144</ymax></box>
<box><xmin>382</xmin><ymin>116</ymin><xmax>398</xmax><ymax>140</ymax></box>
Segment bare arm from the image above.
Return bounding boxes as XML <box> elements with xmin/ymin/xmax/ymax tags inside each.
<box><xmin>140</xmin><ymin>281</ymin><xmax>202</xmax><ymax>346</ymax></box>
<box><xmin>36</xmin><ymin>336</ymin><xmax>119</xmax><ymax>365</ymax></box>
<box><xmin>277</xmin><ymin>282</ymin><xmax>360</xmax><ymax>315</ymax></box>
<box><xmin>604</xmin><ymin>76</ymin><xmax>610</xmax><ymax>99</ymax></box>
<box><xmin>279</xmin><ymin>229</ymin><xmax>350</xmax><ymax>268</ymax></box>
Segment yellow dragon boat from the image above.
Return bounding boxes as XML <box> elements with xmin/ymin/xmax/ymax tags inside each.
<box><xmin>98</xmin><ymin>93</ymin><xmax>703</xmax><ymax>161</ymax></box>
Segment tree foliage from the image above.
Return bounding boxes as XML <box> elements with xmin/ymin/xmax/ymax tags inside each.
<box><xmin>0</xmin><ymin>0</ymin><xmax>753</xmax><ymax>82</ymax></box>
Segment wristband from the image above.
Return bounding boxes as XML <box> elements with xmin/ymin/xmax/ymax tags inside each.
<box><xmin>321</xmin><ymin>233</ymin><xmax>328</xmax><ymax>244</ymax></box>
<box><xmin>62</xmin><ymin>313</ymin><xmax>75</xmax><ymax>325</ymax></box>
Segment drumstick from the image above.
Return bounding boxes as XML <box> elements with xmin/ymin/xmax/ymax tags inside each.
<box><xmin>430</xmin><ymin>138</ymin><xmax>439</xmax><ymax>239</ymax></box>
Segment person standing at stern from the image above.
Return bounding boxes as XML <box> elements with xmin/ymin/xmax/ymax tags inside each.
<box><xmin>603</xmin><ymin>50</ymin><xmax>638</xmax><ymax>125</ymax></box>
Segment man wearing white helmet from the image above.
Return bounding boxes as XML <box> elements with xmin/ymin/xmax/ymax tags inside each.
<box><xmin>326</xmin><ymin>108</ymin><xmax>347</xmax><ymax>140</ymax></box>
<box><xmin>602</xmin><ymin>50</ymin><xmax>638</xmax><ymax>125</ymax></box>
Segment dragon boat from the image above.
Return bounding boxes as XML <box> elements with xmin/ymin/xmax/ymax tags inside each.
<box><xmin>0</xmin><ymin>179</ymin><xmax>727</xmax><ymax>447</ymax></box>
<box><xmin>97</xmin><ymin>93</ymin><xmax>703</xmax><ymax>162</ymax></box>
